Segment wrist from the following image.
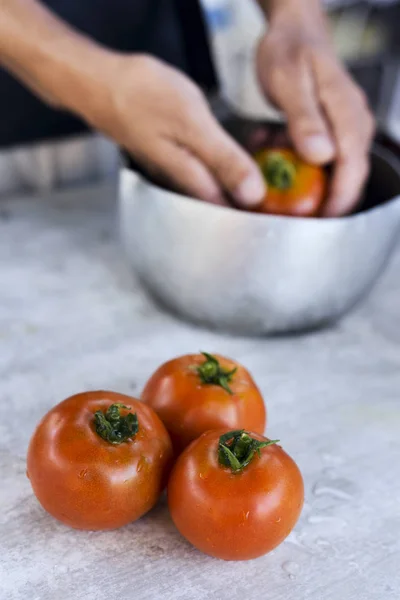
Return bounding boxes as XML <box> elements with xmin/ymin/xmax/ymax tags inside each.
<box><xmin>259</xmin><ymin>0</ymin><xmax>325</xmax><ymax>26</ymax></box>
<box><xmin>37</xmin><ymin>39</ymin><xmax>120</xmax><ymax>121</ymax></box>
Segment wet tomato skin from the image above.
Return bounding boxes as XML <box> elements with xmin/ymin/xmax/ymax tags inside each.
<box><xmin>168</xmin><ymin>429</ymin><xmax>304</xmax><ymax>561</ymax></box>
<box><xmin>255</xmin><ymin>148</ymin><xmax>327</xmax><ymax>217</ymax></box>
<box><xmin>27</xmin><ymin>391</ymin><xmax>173</xmax><ymax>530</ymax></box>
<box><xmin>141</xmin><ymin>353</ymin><xmax>266</xmax><ymax>454</ymax></box>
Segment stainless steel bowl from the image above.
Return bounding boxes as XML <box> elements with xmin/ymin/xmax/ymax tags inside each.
<box><xmin>118</xmin><ymin>145</ymin><xmax>400</xmax><ymax>335</ymax></box>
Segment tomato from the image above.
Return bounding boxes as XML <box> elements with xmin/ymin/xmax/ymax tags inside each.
<box><xmin>27</xmin><ymin>391</ymin><xmax>173</xmax><ymax>530</ymax></box>
<box><xmin>168</xmin><ymin>429</ymin><xmax>304</xmax><ymax>561</ymax></box>
<box><xmin>141</xmin><ymin>353</ymin><xmax>266</xmax><ymax>454</ymax></box>
<box><xmin>254</xmin><ymin>148</ymin><xmax>327</xmax><ymax>217</ymax></box>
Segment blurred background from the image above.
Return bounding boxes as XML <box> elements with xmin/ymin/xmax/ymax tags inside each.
<box><xmin>0</xmin><ymin>0</ymin><xmax>399</xmax><ymax>197</ymax></box>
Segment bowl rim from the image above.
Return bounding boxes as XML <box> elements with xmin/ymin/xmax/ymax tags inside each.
<box><xmin>119</xmin><ymin>143</ymin><xmax>400</xmax><ymax>225</ymax></box>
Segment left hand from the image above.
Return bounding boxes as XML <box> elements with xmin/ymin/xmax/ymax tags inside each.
<box><xmin>256</xmin><ymin>4</ymin><xmax>375</xmax><ymax>216</ymax></box>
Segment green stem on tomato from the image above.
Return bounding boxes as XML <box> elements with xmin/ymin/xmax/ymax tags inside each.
<box><xmin>262</xmin><ymin>152</ymin><xmax>296</xmax><ymax>190</ymax></box>
<box><xmin>196</xmin><ymin>352</ymin><xmax>237</xmax><ymax>395</ymax></box>
<box><xmin>218</xmin><ymin>430</ymin><xmax>279</xmax><ymax>473</ymax></box>
<box><xmin>94</xmin><ymin>403</ymin><xmax>138</xmax><ymax>444</ymax></box>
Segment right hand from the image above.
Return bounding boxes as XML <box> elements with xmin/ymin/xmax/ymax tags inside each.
<box><xmin>82</xmin><ymin>54</ymin><xmax>266</xmax><ymax>207</ymax></box>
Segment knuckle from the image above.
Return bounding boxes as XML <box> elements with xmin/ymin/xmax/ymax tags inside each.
<box><xmin>267</xmin><ymin>53</ymin><xmax>300</xmax><ymax>91</ymax></box>
<box><xmin>282</xmin><ymin>43</ymin><xmax>304</xmax><ymax>65</ymax></box>
<box><xmin>178</xmin><ymin>104</ymin><xmax>209</xmax><ymax>142</ymax></box>
<box><xmin>292</xmin><ymin>112</ymin><xmax>324</xmax><ymax>136</ymax></box>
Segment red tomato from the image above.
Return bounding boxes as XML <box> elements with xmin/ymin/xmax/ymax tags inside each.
<box><xmin>141</xmin><ymin>353</ymin><xmax>266</xmax><ymax>454</ymax></box>
<box><xmin>255</xmin><ymin>148</ymin><xmax>327</xmax><ymax>217</ymax></box>
<box><xmin>27</xmin><ymin>391</ymin><xmax>173</xmax><ymax>530</ymax></box>
<box><xmin>168</xmin><ymin>429</ymin><xmax>304</xmax><ymax>560</ymax></box>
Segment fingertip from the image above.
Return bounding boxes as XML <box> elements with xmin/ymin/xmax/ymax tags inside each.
<box><xmin>298</xmin><ymin>134</ymin><xmax>336</xmax><ymax>164</ymax></box>
<box><xmin>233</xmin><ymin>170</ymin><xmax>267</xmax><ymax>208</ymax></box>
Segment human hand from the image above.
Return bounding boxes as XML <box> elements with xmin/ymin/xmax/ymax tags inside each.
<box><xmin>0</xmin><ymin>0</ymin><xmax>265</xmax><ymax>208</ymax></box>
<box><xmin>256</xmin><ymin>3</ymin><xmax>375</xmax><ymax>216</ymax></box>
<box><xmin>83</xmin><ymin>54</ymin><xmax>266</xmax><ymax>207</ymax></box>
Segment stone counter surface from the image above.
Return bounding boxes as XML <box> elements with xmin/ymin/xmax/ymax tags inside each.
<box><xmin>0</xmin><ymin>184</ymin><xmax>399</xmax><ymax>600</ymax></box>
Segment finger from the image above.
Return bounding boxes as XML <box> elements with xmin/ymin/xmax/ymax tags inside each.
<box><xmin>185</xmin><ymin>110</ymin><xmax>266</xmax><ymax>208</ymax></box>
<box><xmin>315</xmin><ymin>60</ymin><xmax>375</xmax><ymax>216</ymax></box>
<box><xmin>267</xmin><ymin>56</ymin><xmax>335</xmax><ymax>164</ymax></box>
<box><xmin>322</xmin><ymin>154</ymin><xmax>370</xmax><ymax>217</ymax></box>
<box><xmin>148</xmin><ymin>142</ymin><xmax>229</xmax><ymax>206</ymax></box>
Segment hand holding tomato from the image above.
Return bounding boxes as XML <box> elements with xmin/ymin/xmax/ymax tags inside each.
<box><xmin>255</xmin><ymin>148</ymin><xmax>327</xmax><ymax>217</ymax></box>
<box><xmin>256</xmin><ymin>1</ymin><xmax>374</xmax><ymax>216</ymax></box>
<box><xmin>27</xmin><ymin>391</ymin><xmax>173</xmax><ymax>530</ymax></box>
<box><xmin>141</xmin><ymin>353</ymin><xmax>266</xmax><ymax>454</ymax></box>
<box><xmin>168</xmin><ymin>429</ymin><xmax>304</xmax><ymax>561</ymax></box>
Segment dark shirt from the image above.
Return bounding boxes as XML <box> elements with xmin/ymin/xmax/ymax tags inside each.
<box><xmin>0</xmin><ymin>0</ymin><xmax>217</xmax><ymax>147</ymax></box>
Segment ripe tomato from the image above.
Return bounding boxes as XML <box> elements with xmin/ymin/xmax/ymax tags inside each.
<box><xmin>168</xmin><ymin>429</ymin><xmax>304</xmax><ymax>561</ymax></box>
<box><xmin>141</xmin><ymin>353</ymin><xmax>266</xmax><ymax>454</ymax></box>
<box><xmin>254</xmin><ymin>148</ymin><xmax>327</xmax><ymax>217</ymax></box>
<box><xmin>27</xmin><ymin>391</ymin><xmax>173</xmax><ymax>530</ymax></box>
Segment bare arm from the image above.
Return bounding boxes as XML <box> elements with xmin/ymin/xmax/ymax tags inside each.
<box><xmin>0</xmin><ymin>0</ymin><xmax>266</xmax><ymax>207</ymax></box>
<box><xmin>0</xmin><ymin>0</ymin><xmax>114</xmax><ymax>117</ymax></box>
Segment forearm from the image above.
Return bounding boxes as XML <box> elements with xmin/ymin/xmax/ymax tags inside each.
<box><xmin>0</xmin><ymin>0</ymin><xmax>115</xmax><ymax>118</ymax></box>
<box><xmin>255</xmin><ymin>0</ymin><xmax>330</xmax><ymax>43</ymax></box>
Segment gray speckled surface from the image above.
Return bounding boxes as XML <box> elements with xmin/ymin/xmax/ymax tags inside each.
<box><xmin>0</xmin><ymin>183</ymin><xmax>399</xmax><ymax>600</ymax></box>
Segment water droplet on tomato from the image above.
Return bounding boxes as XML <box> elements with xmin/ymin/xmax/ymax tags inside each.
<box><xmin>79</xmin><ymin>469</ymin><xmax>88</xmax><ymax>479</ymax></box>
<box><xmin>137</xmin><ymin>456</ymin><xmax>148</xmax><ymax>473</ymax></box>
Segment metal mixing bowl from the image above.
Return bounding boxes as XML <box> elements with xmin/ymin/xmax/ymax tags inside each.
<box><xmin>118</xmin><ymin>144</ymin><xmax>400</xmax><ymax>335</ymax></box>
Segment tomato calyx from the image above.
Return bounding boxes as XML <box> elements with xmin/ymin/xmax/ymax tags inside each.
<box><xmin>195</xmin><ymin>352</ymin><xmax>237</xmax><ymax>395</ymax></box>
<box><xmin>94</xmin><ymin>403</ymin><xmax>139</xmax><ymax>444</ymax></box>
<box><xmin>262</xmin><ymin>152</ymin><xmax>296</xmax><ymax>190</ymax></box>
<box><xmin>218</xmin><ymin>430</ymin><xmax>279</xmax><ymax>473</ymax></box>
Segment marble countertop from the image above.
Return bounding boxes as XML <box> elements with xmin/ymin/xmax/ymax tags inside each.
<box><xmin>1</xmin><ymin>183</ymin><xmax>399</xmax><ymax>600</ymax></box>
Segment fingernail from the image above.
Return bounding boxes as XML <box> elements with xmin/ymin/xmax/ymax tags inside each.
<box><xmin>234</xmin><ymin>172</ymin><xmax>266</xmax><ymax>207</ymax></box>
<box><xmin>303</xmin><ymin>135</ymin><xmax>335</xmax><ymax>162</ymax></box>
